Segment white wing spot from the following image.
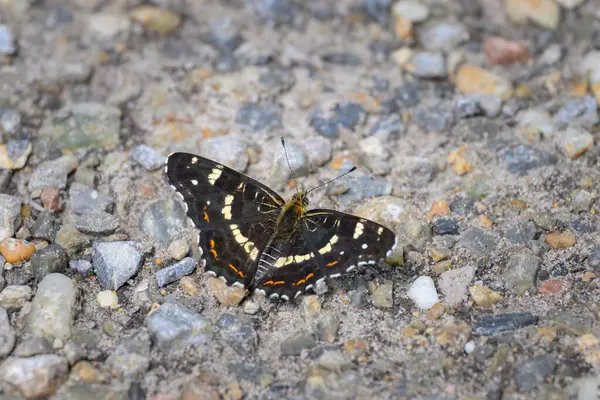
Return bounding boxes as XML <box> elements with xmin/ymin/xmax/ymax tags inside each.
<box><xmin>269</xmin><ymin>293</ymin><xmax>279</xmax><ymax>300</ymax></box>
<box><xmin>305</xmin><ymin>284</ymin><xmax>313</xmax><ymax>291</ymax></box>
<box><xmin>225</xmin><ymin>195</ymin><xmax>234</xmax><ymax>205</ymax></box>
<box><xmin>346</xmin><ymin>265</ymin><xmax>356</xmax><ymax>272</ymax></box>
<box><xmin>329</xmin><ymin>273</ymin><xmax>341</xmax><ymax>278</ymax></box>
<box><xmin>233</xmin><ymin>282</ymin><xmax>245</xmax><ymax>288</ymax></box>
<box><xmin>191</xmin><ymin>157</ymin><xmax>198</xmax><ymax>164</ymax></box>
<box><xmin>295</xmin><ymin>290</ymin><xmax>302</xmax><ymax>298</ymax></box>
<box><xmin>362</xmin><ymin>243</ymin><xmax>368</xmax><ymax>249</ymax></box>
<box><xmin>281</xmin><ymin>294</ymin><xmax>289</xmax><ymax>301</ymax></box>
<box><xmin>207</xmin><ymin>200</ymin><xmax>211</xmax><ymax>205</ymax></box>
<box><xmin>207</xmin><ymin>168</ymin><xmax>222</xmax><ymax>185</ymax></box>
<box><xmin>377</xmin><ymin>227</ymin><xmax>383</xmax><ymax>235</ymax></box>
<box><xmin>191</xmin><ymin>179</ymin><xmax>198</xmax><ymax>185</ymax></box>
<box><xmin>353</xmin><ymin>222</ymin><xmax>364</xmax><ymax>239</ymax></box>
<box><xmin>254</xmin><ymin>289</ymin><xmax>266</xmax><ymax>296</ymax></box>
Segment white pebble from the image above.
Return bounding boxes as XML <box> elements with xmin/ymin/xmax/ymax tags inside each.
<box><xmin>407</xmin><ymin>276</ymin><xmax>439</xmax><ymax>310</ymax></box>
<box><xmin>464</xmin><ymin>340</ymin><xmax>476</xmax><ymax>355</ymax></box>
<box><xmin>96</xmin><ymin>290</ymin><xmax>119</xmax><ymax>309</ymax></box>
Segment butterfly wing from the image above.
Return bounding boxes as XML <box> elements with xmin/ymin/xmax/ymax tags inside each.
<box><xmin>165</xmin><ymin>152</ymin><xmax>285</xmax><ymax>286</ymax></box>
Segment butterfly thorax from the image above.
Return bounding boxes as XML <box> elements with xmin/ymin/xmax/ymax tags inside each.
<box><xmin>275</xmin><ymin>191</ymin><xmax>309</xmax><ymax>232</ymax></box>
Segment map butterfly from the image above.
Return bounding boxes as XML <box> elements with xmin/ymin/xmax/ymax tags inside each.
<box><xmin>164</xmin><ymin>145</ymin><xmax>396</xmax><ymax>301</ymax></box>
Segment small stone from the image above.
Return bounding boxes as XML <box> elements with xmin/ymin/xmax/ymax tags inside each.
<box><xmin>140</xmin><ymin>199</ymin><xmax>188</xmax><ymax>246</ymax></box>
<box><xmin>505</xmin><ymin>0</ymin><xmax>560</xmax><ymax>30</ymax></box>
<box><xmin>0</xmin><ymin>355</ymin><xmax>69</xmax><ymax>399</ymax></box>
<box><xmin>438</xmin><ymin>265</ymin><xmax>476</xmax><ymax>306</ymax></box>
<box><xmin>0</xmin><ymin>307</ymin><xmax>15</xmax><ymax>358</ymax></box>
<box><xmin>0</xmin><ymin>285</ymin><xmax>32</xmax><ymax>310</ymax></box>
<box><xmin>209</xmin><ymin>277</ymin><xmax>247</xmax><ymax>306</ymax></box>
<box><xmin>249</xmin><ymin>0</ymin><xmax>298</xmax><ymax>24</ymax></box>
<box><xmin>303</xmin><ymin>295</ymin><xmax>322</xmax><ymax>319</ymax></box>
<box><xmin>553</xmin><ymin>96</ymin><xmax>599</xmax><ymax>129</ymax></box>
<box><xmin>514</xmin><ymin>356</ymin><xmax>556</xmax><ymax>392</ymax></box>
<box><xmin>280</xmin><ymin>332</ymin><xmax>315</xmax><ymax>356</ymax></box>
<box><xmin>224</xmin><ymin>382</ymin><xmax>244</xmax><ymax>400</ymax></box>
<box><xmin>372</xmin><ymin>280</ymin><xmax>394</xmax><ymax>308</ymax></box>
<box><xmin>315</xmin><ymin>350</ymin><xmax>354</xmax><ymax>371</ymax></box>
<box><xmin>73</xmin><ymin>210</ymin><xmax>118</xmax><ymax>234</ymax></box>
<box><xmin>28</xmin><ymin>154</ymin><xmax>79</xmax><ymax>191</ymax></box>
<box><xmin>217</xmin><ymin>313</ymin><xmax>257</xmax><ymax>355</ymax></box>
<box><xmin>499</xmin><ymin>145</ymin><xmax>554</xmax><ymax>176</ymax></box>
<box><xmin>430</xmin><ymin>247</ymin><xmax>451</xmax><ymax>262</ymax></box>
<box><xmin>459</xmin><ymin>227</ymin><xmax>496</xmax><ymax>257</ymax></box>
<box><xmin>455</xmin><ymin>96</ymin><xmax>483</xmax><ymax>119</ymax></box>
<box><xmin>502</xmin><ymin>249</ymin><xmax>540</xmax><ymax>295</ymax></box>
<box><xmin>156</xmin><ymin>257</ymin><xmax>198</xmax><ymax>287</ymax></box>
<box><xmin>589</xmin><ymin>247</ymin><xmax>600</xmax><ymax>269</ymax></box>
<box><xmin>69</xmin><ymin>186</ymin><xmax>108</xmax><ymax>213</ymax></box>
<box><xmin>412</xmin><ymin>106</ymin><xmax>454</xmax><ymax>132</ymax></box>
<box><xmin>473</xmin><ymin>312</ymin><xmax>538</xmax><ymax>336</ymax></box>
<box><xmin>179</xmin><ymin>276</ymin><xmax>197</xmax><ymax>296</ymax></box>
<box><xmin>0</xmin><ymin>140</ymin><xmax>32</xmax><ymax>170</ymax></box>
<box><xmin>30</xmin><ymin>243</ymin><xmax>68</xmax><ymax>280</ymax></box>
<box><xmin>370</xmin><ymin>115</ymin><xmax>404</xmax><ymax>140</ymax></box>
<box><xmin>555</xmin><ymin>0</ymin><xmax>585</xmax><ymax>8</ymax></box>
<box><xmin>270</xmin><ymin>141</ymin><xmax>309</xmax><ymax>188</ymax></box>
<box><xmin>316</xmin><ymin>314</ymin><xmax>340</xmax><ymax>343</ymax></box>
<box><xmin>40</xmin><ymin>188</ymin><xmax>62</xmax><ymax>212</ymax></box>
<box><xmin>97</xmin><ymin>290</ymin><xmax>119</xmax><ymax>309</ymax></box>
<box><xmin>12</xmin><ymin>337</ymin><xmax>53</xmax><ymax>358</ymax></box>
<box><xmin>472</xmin><ymin>94</ymin><xmax>503</xmax><ymax>118</ymax></box>
<box><xmin>199</xmin><ymin>135</ymin><xmax>249</xmax><ymax>172</ymax></box>
<box><xmin>456</xmin><ymin>65</ymin><xmax>513</xmax><ymax>100</ymax></box>
<box><xmin>433</xmin><ymin>217</ymin><xmax>459</xmax><ymax>235</ymax></box>
<box><xmin>105</xmin><ymin>330</ymin><xmax>151</xmax><ymax>379</ymax></box>
<box><xmin>407</xmin><ymin>276</ymin><xmax>439</xmax><ymax>310</ymax></box>
<box><xmin>87</xmin><ymin>12</ymin><xmax>131</xmax><ymax>42</ymax></box>
<box><xmin>322</xmin><ymin>52</ymin><xmax>361</xmax><ymax>66</ymax></box>
<box><xmin>572</xmin><ymin>190</ymin><xmax>594</xmax><ymax>213</ymax></box>
<box><xmin>392</xmin><ymin>0</ymin><xmax>429</xmax><ymax>22</ymax></box>
<box><xmin>504</xmin><ymin>221</ymin><xmax>536</xmax><ymax>245</ymax></box>
<box><xmin>55</xmin><ymin>224</ymin><xmax>89</xmax><ymax>257</ymax></box>
<box><xmin>311</xmin><ymin>103</ymin><xmax>366</xmax><ymax>138</ymax></box>
<box><xmin>92</xmin><ymin>241</ymin><xmax>142</xmax><ymax>290</ymax></box>
<box><xmin>546</xmin><ymin>230</ymin><xmax>576</xmax><ymax>249</ymax></box>
<box><xmin>407</xmin><ymin>52</ymin><xmax>446</xmax><ymax>78</ymax></box>
<box><xmin>0</xmin><ymin>194</ymin><xmax>21</xmax><ymax>241</ymax></box>
<box><xmin>0</xmin><ymin>25</ymin><xmax>16</xmax><ymax>54</ymax></box>
<box><xmin>0</xmin><ymin>238</ymin><xmax>36</xmax><ymax>263</ymax></box>
<box><xmin>426</xmin><ymin>302</ymin><xmax>446</xmax><ymax>320</ymax></box>
<box><xmin>469</xmin><ymin>285</ymin><xmax>502</xmax><ymax>308</ymax></box>
<box><xmin>538</xmin><ymin>279</ymin><xmax>563</xmax><ymax>296</ymax></box>
<box><xmin>27</xmin><ymin>273</ymin><xmax>76</xmax><ymax>341</ymax></box>
<box><xmin>130</xmin><ymin>5</ymin><xmax>182</xmax><ymax>35</ymax></box>
<box><xmin>243</xmin><ymin>299</ymin><xmax>259</xmax><ymax>315</ymax></box>
<box><xmin>483</xmin><ymin>36</ymin><xmax>529</xmax><ymax>65</ymax></box>
<box><xmin>167</xmin><ymin>240</ymin><xmax>189</xmax><ymax>261</ymax></box>
<box><xmin>418</xmin><ymin>20</ymin><xmax>469</xmax><ymax>52</ymax></box>
<box><xmin>301</xmin><ymin>136</ymin><xmax>333</xmax><ymax>168</ymax></box>
<box><xmin>146</xmin><ymin>300</ymin><xmax>212</xmax><ymax>352</ymax></box>
<box><xmin>236</xmin><ymin>102</ymin><xmax>281</xmax><ymax>133</ymax></box>
<box><xmin>555</xmin><ymin>127</ymin><xmax>594</xmax><ymax>159</ymax></box>
<box><xmin>517</xmin><ymin>108</ymin><xmax>556</xmax><ymax>141</ymax></box>
<box><xmin>130</xmin><ymin>145</ymin><xmax>164</xmax><ymax>171</ymax></box>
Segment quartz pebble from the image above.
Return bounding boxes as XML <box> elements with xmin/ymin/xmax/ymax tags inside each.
<box><xmin>407</xmin><ymin>276</ymin><xmax>439</xmax><ymax>310</ymax></box>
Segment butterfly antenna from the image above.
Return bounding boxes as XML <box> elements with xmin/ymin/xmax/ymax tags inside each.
<box><xmin>280</xmin><ymin>137</ymin><xmax>299</xmax><ymax>193</ymax></box>
<box><xmin>306</xmin><ymin>165</ymin><xmax>358</xmax><ymax>195</ymax></box>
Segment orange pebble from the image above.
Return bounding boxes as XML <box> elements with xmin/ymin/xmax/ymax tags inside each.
<box><xmin>0</xmin><ymin>238</ymin><xmax>36</xmax><ymax>263</ymax></box>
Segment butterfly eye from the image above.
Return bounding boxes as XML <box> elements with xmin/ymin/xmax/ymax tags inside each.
<box><xmin>303</xmin><ymin>197</ymin><xmax>309</xmax><ymax>206</ymax></box>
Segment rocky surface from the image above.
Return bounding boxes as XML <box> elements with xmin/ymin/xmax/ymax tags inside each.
<box><xmin>0</xmin><ymin>0</ymin><xmax>600</xmax><ymax>399</ymax></box>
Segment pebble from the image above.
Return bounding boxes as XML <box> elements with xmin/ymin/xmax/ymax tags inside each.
<box><xmin>370</xmin><ymin>115</ymin><xmax>404</xmax><ymax>140</ymax></box>
<box><xmin>303</xmin><ymin>295</ymin><xmax>322</xmax><ymax>319</ymax></box>
<box><xmin>0</xmin><ymin>307</ymin><xmax>15</xmax><ymax>358</ymax></box>
<box><xmin>483</xmin><ymin>36</ymin><xmax>529</xmax><ymax>65</ymax></box>
<box><xmin>322</xmin><ymin>52</ymin><xmax>362</xmax><ymax>66</ymax></box>
<box><xmin>407</xmin><ymin>276</ymin><xmax>439</xmax><ymax>310</ymax></box>
<box><xmin>96</xmin><ymin>290</ymin><xmax>119</xmax><ymax>309</ymax></box>
<box><xmin>30</xmin><ymin>243</ymin><xmax>68</xmax><ymax>280</ymax></box>
<box><xmin>572</xmin><ymin>190</ymin><xmax>594</xmax><ymax>213</ymax></box>
<box><xmin>505</xmin><ymin>0</ymin><xmax>560</xmax><ymax>30</ymax></box>
<box><xmin>328</xmin><ymin>176</ymin><xmax>393</xmax><ymax>206</ymax></box>
<box><xmin>146</xmin><ymin>301</ymin><xmax>212</xmax><ymax>352</ymax></box>
<box><xmin>0</xmin><ymin>238</ymin><xmax>36</xmax><ymax>263</ymax></box>
<box><xmin>498</xmin><ymin>145</ymin><xmax>554</xmax><ymax>176</ymax></box>
<box><xmin>105</xmin><ymin>330</ymin><xmax>151</xmax><ymax>379</ymax></box>
<box><xmin>0</xmin><ymin>25</ymin><xmax>16</xmax><ymax>55</ymax></box>
<box><xmin>392</xmin><ymin>0</ymin><xmax>429</xmax><ymax>22</ymax></box>
<box><xmin>167</xmin><ymin>239</ymin><xmax>189</xmax><ymax>261</ymax></box>
<box><xmin>502</xmin><ymin>249</ymin><xmax>540</xmax><ymax>295</ymax></box>
<box><xmin>243</xmin><ymin>299</ymin><xmax>259</xmax><ymax>315</ymax></box>
<box><xmin>372</xmin><ymin>280</ymin><xmax>394</xmax><ymax>308</ymax></box>
<box><xmin>302</xmin><ymin>136</ymin><xmax>333</xmax><ymax>168</ymax></box>
<box><xmin>455</xmin><ymin>65</ymin><xmax>513</xmax><ymax>100</ymax></box>
<box><xmin>538</xmin><ymin>279</ymin><xmax>563</xmax><ymax>296</ymax></box>
<box><xmin>209</xmin><ymin>277</ymin><xmax>247</xmax><ymax>306</ymax></box>
<box><xmin>412</xmin><ymin>106</ymin><xmax>454</xmax><ymax>132</ymax></box>
<box><xmin>156</xmin><ymin>257</ymin><xmax>198</xmax><ymax>287</ymax></box>
<box><xmin>92</xmin><ymin>241</ymin><xmax>142</xmax><ymax>290</ymax></box>
<box><xmin>316</xmin><ymin>314</ymin><xmax>340</xmax><ymax>343</ymax></box>
<box><xmin>217</xmin><ymin>313</ymin><xmax>257</xmax><ymax>355</ymax></box>
<box><xmin>0</xmin><ymin>355</ymin><xmax>69</xmax><ymax>398</ymax></box>
<box><xmin>514</xmin><ymin>356</ymin><xmax>556</xmax><ymax>392</ymax></box>
<box><xmin>455</xmin><ymin>97</ymin><xmax>483</xmax><ymax>119</ymax></box>
<box><xmin>0</xmin><ymin>139</ymin><xmax>32</xmax><ymax>170</ymax></box>
<box><xmin>73</xmin><ymin>211</ymin><xmax>118</xmax><ymax>235</ymax></box>
<box><xmin>13</xmin><ymin>336</ymin><xmax>53</xmax><ymax>357</ymax></box>
<box><xmin>554</xmin><ymin>0</ymin><xmax>586</xmax><ymax>8</ymax></box>
<box><xmin>211</xmin><ymin>19</ymin><xmax>243</xmax><ymax>52</ymax></box>
<box><xmin>0</xmin><ymin>194</ymin><xmax>21</xmax><ymax>241</ymax></box>
<box><xmin>139</xmin><ymin>199</ymin><xmax>187</xmax><ymax>246</ymax></box>
<box><xmin>28</xmin><ymin>153</ymin><xmax>79</xmax><ymax>191</ymax></box>
<box><xmin>433</xmin><ymin>217</ymin><xmax>459</xmax><ymax>235</ymax></box>
<box><xmin>517</xmin><ymin>108</ymin><xmax>556</xmax><ymax>141</ymax></box>
<box><xmin>199</xmin><ymin>135</ymin><xmax>249</xmax><ymax>172</ymax></box>
<box><xmin>315</xmin><ymin>350</ymin><xmax>354</xmax><ymax>371</ymax></box>
<box><xmin>394</xmin><ymin>83</ymin><xmax>420</xmax><ymax>107</ymax></box>
<box><xmin>311</xmin><ymin>103</ymin><xmax>366</xmax><ymax>138</ymax></box>
<box><xmin>236</xmin><ymin>102</ymin><xmax>282</xmax><ymax>133</ymax></box>
<box><xmin>39</xmin><ymin>103</ymin><xmax>121</xmax><ymax>151</ymax></box>
<box><xmin>87</xmin><ymin>12</ymin><xmax>131</xmax><ymax>42</ymax></box>
<box><xmin>438</xmin><ymin>265</ymin><xmax>475</xmax><ymax>306</ymax></box>
<box><xmin>473</xmin><ymin>312</ymin><xmax>538</xmax><ymax>336</ymax></box>
<box><xmin>459</xmin><ymin>227</ymin><xmax>496</xmax><ymax>257</ymax></box>
<box><xmin>55</xmin><ymin>224</ymin><xmax>90</xmax><ymax>257</ymax></box>
<box><xmin>130</xmin><ymin>5</ymin><xmax>182</xmax><ymax>35</ymax></box>
<box><xmin>130</xmin><ymin>145</ymin><xmax>165</xmax><ymax>171</ymax></box>
<box><xmin>545</xmin><ymin>230</ymin><xmax>576</xmax><ymax>249</ymax></box>
<box><xmin>69</xmin><ymin>183</ymin><xmax>114</xmax><ymax>214</ymax></box>
<box><xmin>270</xmin><ymin>141</ymin><xmax>309</xmax><ymax>187</ymax></box>
<box><xmin>249</xmin><ymin>0</ymin><xmax>298</xmax><ymax>24</ymax></box>
<box><xmin>555</xmin><ymin>127</ymin><xmax>594</xmax><ymax>159</ymax></box>
<box><xmin>504</xmin><ymin>221</ymin><xmax>536</xmax><ymax>245</ymax></box>
<box><xmin>40</xmin><ymin>187</ymin><xmax>61</xmax><ymax>212</ymax></box>
<box><xmin>589</xmin><ymin>247</ymin><xmax>600</xmax><ymax>269</ymax></box>
<box><xmin>27</xmin><ymin>273</ymin><xmax>75</xmax><ymax>341</ymax></box>
<box><xmin>179</xmin><ymin>276</ymin><xmax>197</xmax><ymax>297</ymax></box>
<box><xmin>280</xmin><ymin>332</ymin><xmax>316</xmax><ymax>356</ymax></box>
<box><xmin>418</xmin><ymin>20</ymin><xmax>469</xmax><ymax>52</ymax></box>
<box><xmin>407</xmin><ymin>52</ymin><xmax>446</xmax><ymax>78</ymax></box>
<box><xmin>553</xmin><ymin>96</ymin><xmax>599</xmax><ymax>129</ymax></box>
<box><xmin>469</xmin><ymin>285</ymin><xmax>502</xmax><ymax>308</ymax></box>
<box><xmin>0</xmin><ymin>285</ymin><xmax>32</xmax><ymax>310</ymax></box>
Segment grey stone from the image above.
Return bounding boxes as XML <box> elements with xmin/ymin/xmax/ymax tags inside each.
<box><xmin>44</xmin><ymin>6</ymin><xmax>73</xmax><ymax>29</ymax></box>
<box><xmin>363</xmin><ymin>0</ymin><xmax>393</xmax><ymax>25</ymax></box>
<box><xmin>69</xmin><ymin>183</ymin><xmax>114</xmax><ymax>214</ymax></box>
<box><xmin>54</xmin><ymin>224</ymin><xmax>90</xmax><ymax>258</ymax></box>
<box><xmin>0</xmin><ymin>25</ymin><xmax>16</xmax><ymax>55</ymax></box>
<box><xmin>0</xmin><ymin>109</ymin><xmax>21</xmax><ymax>135</ymax></box>
<box><xmin>146</xmin><ymin>301</ymin><xmax>212</xmax><ymax>352</ymax></box>
<box><xmin>455</xmin><ymin>97</ymin><xmax>483</xmax><ymax>119</ymax></box>
<box><xmin>73</xmin><ymin>211</ymin><xmax>118</xmax><ymax>234</ymax></box>
<box><xmin>499</xmin><ymin>145</ymin><xmax>554</xmax><ymax>176</ymax></box>
<box><xmin>93</xmin><ymin>241</ymin><xmax>142</xmax><ymax>290</ymax></box>
<box><xmin>515</xmin><ymin>356</ymin><xmax>556</xmax><ymax>392</ymax></box>
<box><xmin>576</xmin><ymin>376</ymin><xmax>600</xmax><ymax>400</ymax></box>
<box><xmin>248</xmin><ymin>0</ymin><xmax>298</xmax><ymax>24</ymax></box>
<box><xmin>316</xmin><ymin>314</ymin><xmax>340</xmax><ymax>343</ymax></box>
<box><xmin>419</xmin><ymin>20</ymin><xmax>469</xmax><ymax>52</ymax></box>
<box><xmin>322</xmin><ymin>52</ymin><xmax>362</xmax><ymax>66</ymax></box>
<box><xmin>449</xmin><ymin>194</ymin><xmax>475</xmax><ymax>216</ymax></box>
<box><xmin>0</xmin><ymin>139</ymin><xmax>31</xmax><ymax>170</ymax></box>
<box><xmin>370</xmin><ymin>115</ymin><xmax>404</xmax><ymax>140</ymax></box>
<box><xmin>412</xmin><ymin>106</ymin><xmax>454</xmax><ymax>132</ymax></box>
<box><xmin>473</xmin><ymin>94</ymin><xmax>503</xmax><ymax>118</ymax></box>
<box><xmin>572</xmin><ymin>190</ymin><xmax>594</xmax><ymax>213</ymax></box>
<box><xmin>394</xmin><ymin>83</ymin><xmax>420</xmax><ymax>107</ymax></box>
<box><xmin>502</xmin><ymin>249</ymin><xmax>540</xmax><ymax>294</ymax></box>
<box><xmin>459</xmin><ymin>227</ymin><xmax>496</xmax><ymax>257</ymax></box>
<box><xmin>30</xmin><ymin>244</ymin><xmax>69</xmax><ymax>280</ymax></box>
<box><xmin>553</xmin><ymin>96</ymin><xmax>599</xmax><ymax>129</ymax></box>
<box><xmin>139</xmin><ymin>199</ymin><xmax>187</xmax><ymax>246</ymax></box>
<box><xmin>311</xmin><ymin>103</ymin><xmax>367</xmax><ymax>138</ymax></box>
<box><xmin>0</xmin><ymin>285</ymin><xmax>32</xmax><ymax>310</ymax></box>
<box><xmin>410</xmin><ymin>52</ymin><xmax>446</xmax><ymax>78</ymax></box>
<box><xmin>217</xmin><ymin>313</ymin><xmax>257</xmax><ymax>355</ymax></box>
<box><xmin>258</xmin><ymin>68</ymin><xmax>296</xmax><ymax>94</ymax></box>
<box><xmin>0</xmin><ymin>194</ymin><xmax>21</xmax><ymax>241</ymax></box>
<box><xmin>130</xmin><ymin>145</ymin><xmax>165</xmax><ymax>171</ymax></box>
<box><xmin>280</xmin><ymin>332</ymin><xmax>315</xmax><ymax>356</ymax></box>
<box><xmin>12</xmin><ymin>336</ymin><xmax>53</xmax><ymax>357</ymax></box>
<box><xmin>327</xmin><ymin>175</ymin><xmax>393</xmax><ymax>206</ymax></box>
<box><xmin>473</xmin><ymin>312</ymin><xmax>538</xmax><ymax>336</ymax></box>
<box><xmin>532</xmin><ymin>212</ymin><xmax>555</xmax><ymax>230</ymax></box>
<box><xmin>589</xmin><ymin>247</ymin><xmax>600</xmax><ymax>269</ymax></box>
<box><xmin>504</xmin><ymin>221</ymin><xmax>536</xmax><ymax>245</ymax></box>
<box><xmin>236</xmin><ymin>102</ymin><xmax>281</xmax><ymax>132</ymax></box>
<box><xmin>438</xmin><ymin>265</ymin><xmax>475</xmax><ymax>305</ymax></box>
<box><xmin>27</xmin><ymin>274</ymin><xmax>75</xmax><ymax>341</ymax></box>
<box><xmin>302</xmin><ymin>136</ymin><xmax>333</xmax><ymax>168</ymax></box>
<box><xmin>28</xmin><ymin>154</ymin><xmax>79</xmax><ymax>191</ymax></box>
<box><xmin>156</xmin><ymin>257</ymin><xmax>198</xmax><ymax>287</ymax></box>
<box><xmin>0</xmin><ymin>307</ymin><xmax>15</xmax><ymax>358</ymax></box>
<box><xmin>570</xmin><ymin>216</ymin><xmax>597</xmax><ymax>235</ymax></box>
<box><xmin>199</xmin><ymin>135</ymin><xmax>249</xmax><ymax>172</ymax></box>
<box><xmin>210</xmin><ymin>19</ymin><xmax>244</xmax><ymax>51</ymax></box>
<box><xmin>315</xmin><ymin>350</ymin><xmax>354</xmax><ymax>371</ymax></box>
<box><xmin>0</xmin><ymin>355</ymin><xmax>69</xmax><ymax>399</ymax></box>
<box><xmin>433</xmin><ymin>217</ymin><xmax>459</xmax><ymax>235</ymax></box>
<box><xmin>70</xmin><ymin>259</ymin><xmax>93</xmax><ymax>277</ymax></box>
<box><xmin>31</xmin><ymin>211</ymin><xmax>60</xmax><ymax>242</ymax></box>
<box><xmin>372</xmin><ymin>281</ymin><xmax>394</xmax><ymax>308</ymax></box>
<box><xmin>105</xmin><ymin>330</ymin><xmax>151</xmax><ymax>379</ymax></box>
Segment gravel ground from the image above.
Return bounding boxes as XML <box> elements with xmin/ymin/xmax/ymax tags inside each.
<box><xmin>1</xmin><ymin>0</ymin><xmax>600</xmax><ymax>399</ymax></box>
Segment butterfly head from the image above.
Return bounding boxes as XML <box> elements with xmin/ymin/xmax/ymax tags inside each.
<box><xmin>292</xmin><ymin>191</ymin><xmax>309</xmax><ymax>207</ymax></box>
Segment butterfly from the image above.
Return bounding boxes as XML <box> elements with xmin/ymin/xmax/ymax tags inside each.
<box><xmin>164</xmin><ymin>145</ymin><xmax>396</xmax><ymax>301</ymax></box>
